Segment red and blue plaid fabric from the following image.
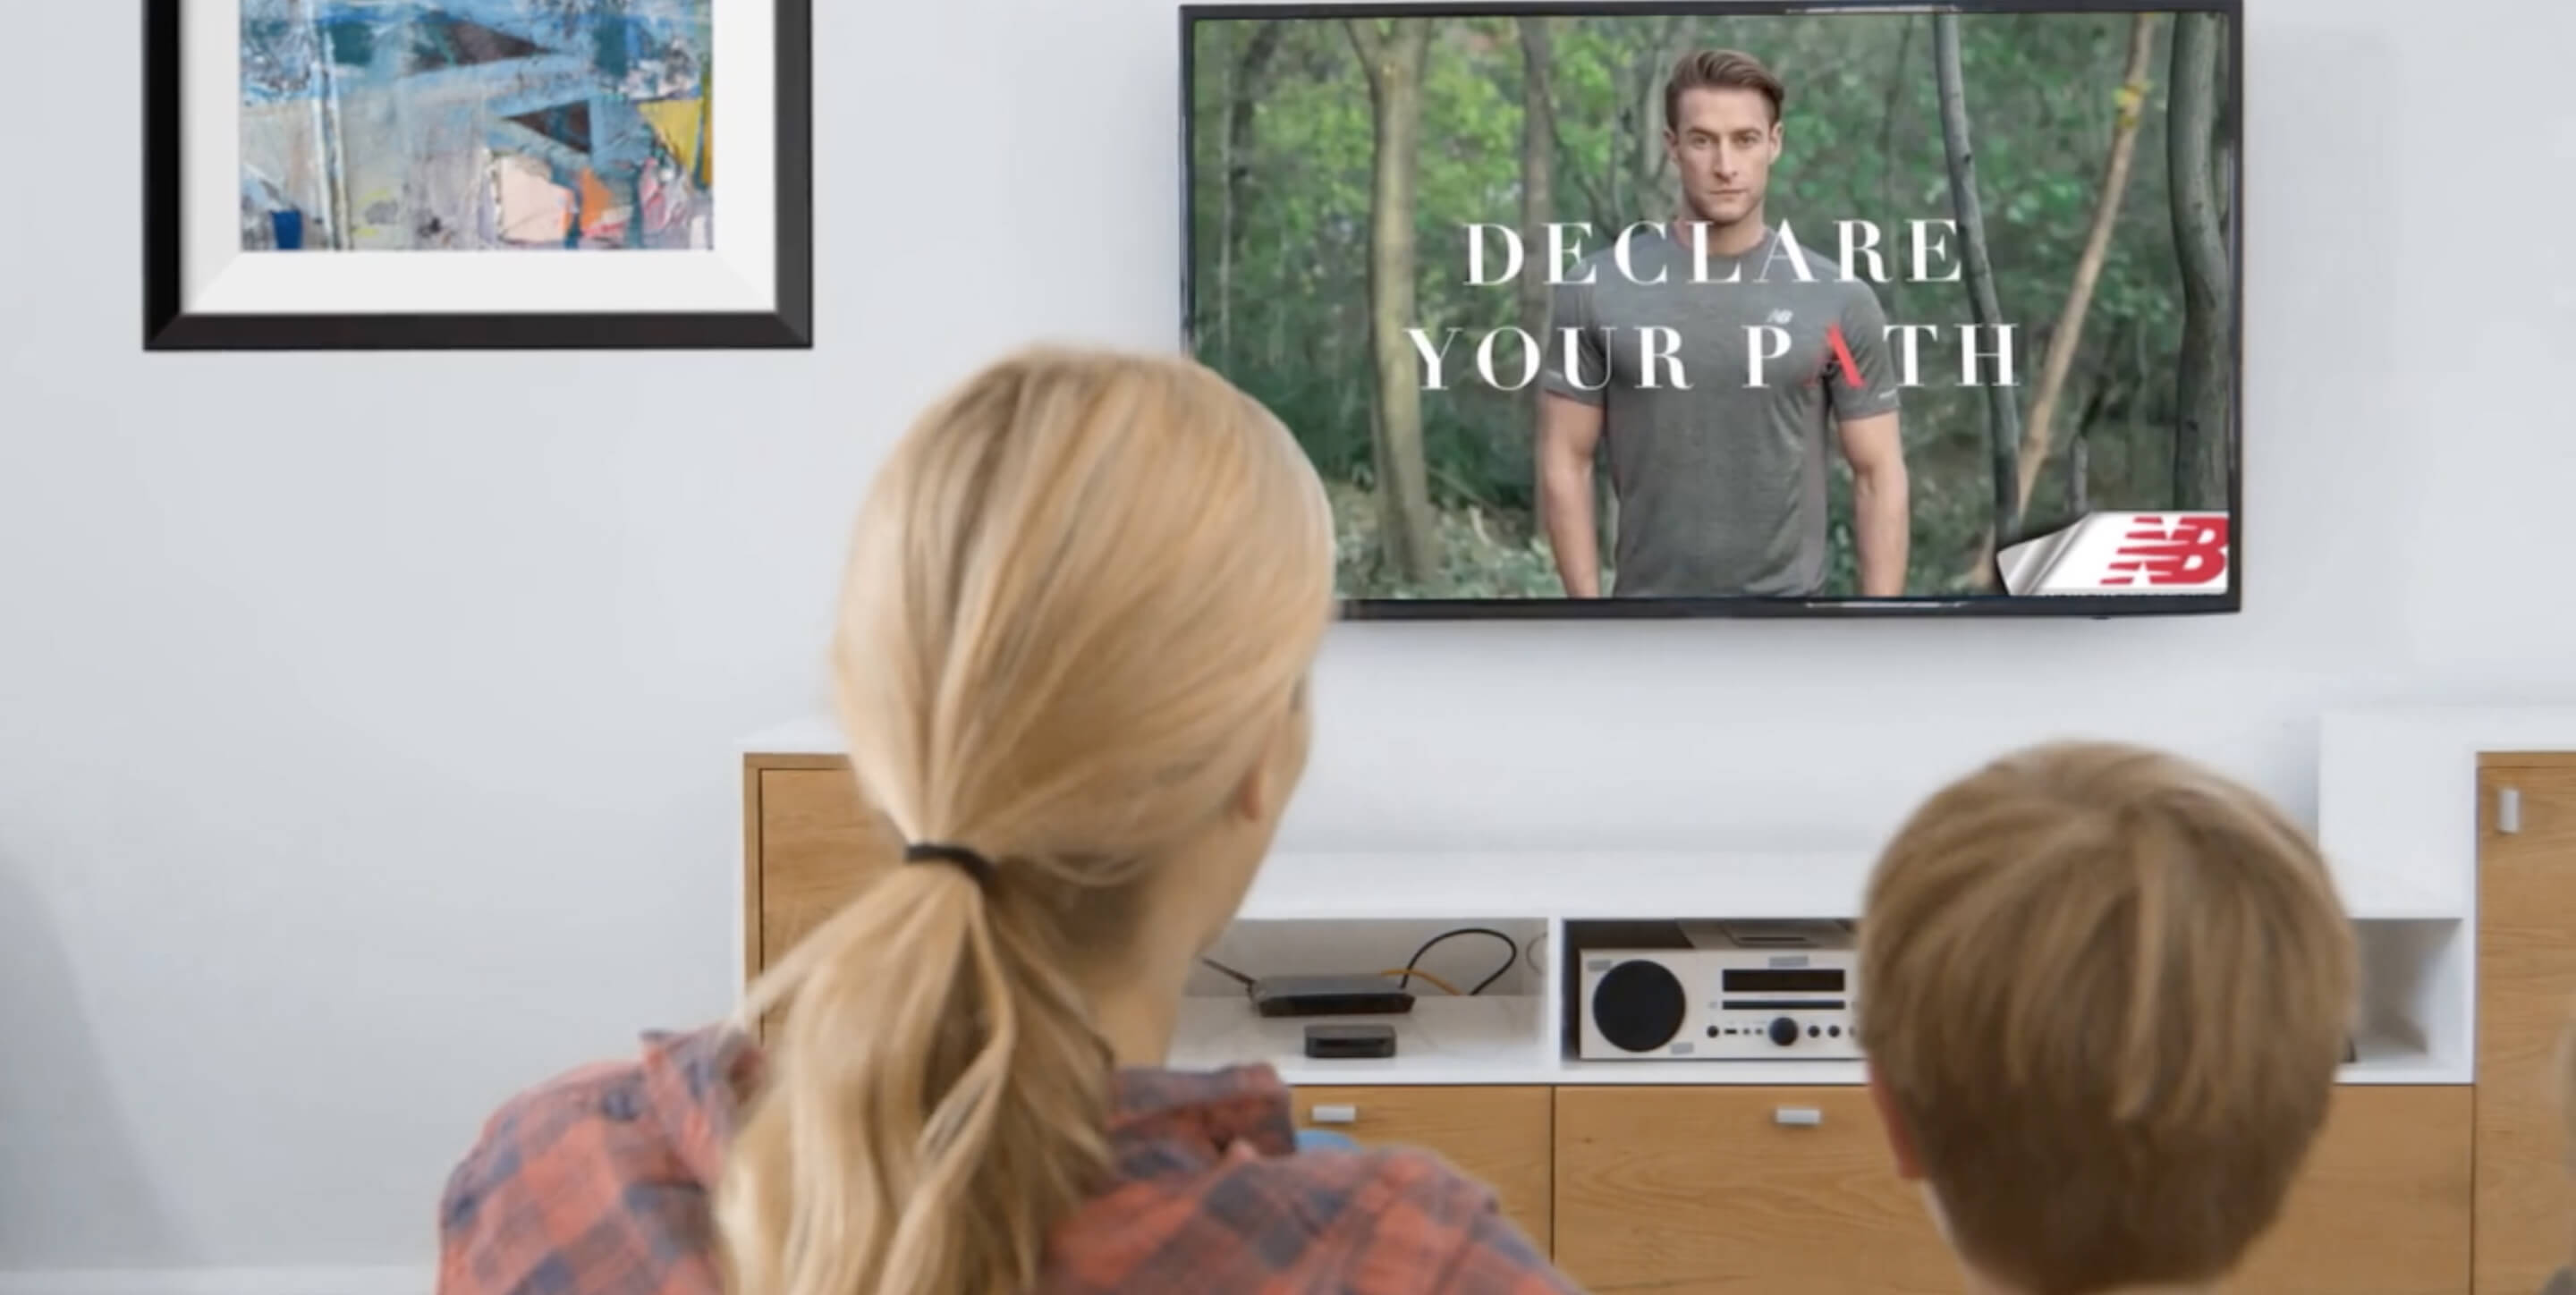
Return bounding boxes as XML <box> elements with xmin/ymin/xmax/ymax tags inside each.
<box><xmin>437</xmin><ymin>1026</ymin><xmax>1579</xmax><ymax>1295</ymax></box>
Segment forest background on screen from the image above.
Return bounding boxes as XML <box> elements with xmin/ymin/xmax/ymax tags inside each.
<box><xmin>1186</xmin><ymin>12</ymin><xmax>2238</xmax><ymax>600</ymax></box>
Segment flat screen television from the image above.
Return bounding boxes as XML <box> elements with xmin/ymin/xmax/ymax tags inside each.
<box><xmin>1180</xmin><ymin>0</ymin><xmax>2242</xmax><ymax>619</ymax></box>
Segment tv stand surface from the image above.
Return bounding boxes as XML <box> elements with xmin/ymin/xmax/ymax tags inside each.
<box><xmin>735</xmin><ymin>708</ymin><xmax>2576</xmax><ymax>1293</ymax></box>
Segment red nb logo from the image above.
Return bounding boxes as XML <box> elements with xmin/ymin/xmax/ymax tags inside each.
<box><xmin>2102</xmin><ymin>515</ymin><xmax>2228</xmax><ymax>587</ymax></box>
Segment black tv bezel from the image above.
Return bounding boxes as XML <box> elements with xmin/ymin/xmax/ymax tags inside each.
<box><xmin>1177</xmin><ymin>0</ymin><xmax>2246</xmax><ymax>622</ymax></box>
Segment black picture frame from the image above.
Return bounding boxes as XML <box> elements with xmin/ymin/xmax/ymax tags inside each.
<box><xmin>144</xmin><ymin>0</ymin><xmax>813</xmax><ymax>351</ymax></box>
<box><xmin>1178</xmin><ymin>0</ymin><xmax>2244</xmax><ymax>622</ymax></box>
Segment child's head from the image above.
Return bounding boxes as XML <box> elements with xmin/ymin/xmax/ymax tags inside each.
<box><xmin>1856</xmin><ymin>741</ymin><xmax>2358</xmax><ymax>1295</ymax></box>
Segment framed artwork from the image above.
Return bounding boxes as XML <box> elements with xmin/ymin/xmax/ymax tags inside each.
<box><xmin>145</xmin><ymin>0</ymin><xmax>812</xmax><ymax>351</ymax></box>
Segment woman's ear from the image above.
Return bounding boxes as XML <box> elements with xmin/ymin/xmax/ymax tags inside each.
<box><xmin>1867</xmin><ymin>1065</ymin><xmax>1926</xmax><ymax>1181</ymax></box>
<box><xmin>1229</xmin><ymin>688</ymin><xmax>1311</xmax><ymax>826</ymax></box>
<box><xmin>1229</xmin><ymin>743</ymin><xmax>1276</xmax><ymax>825</ymax></box>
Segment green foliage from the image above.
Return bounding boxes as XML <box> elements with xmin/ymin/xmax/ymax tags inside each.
<box><xmin>1191</xmin><ymin>12</ymin><xmax>2223</xmax><ymax>600</ymax></box>
<box><xmin>1330</xmin><ymin>484</ymin><xmax>1568</xmax><ymax>599</ymax></box>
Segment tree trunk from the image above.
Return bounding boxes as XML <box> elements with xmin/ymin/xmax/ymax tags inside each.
<box><xmin>2071</xmin><ymin>427</ymin><xmax>2091</xmax><ymax>519</ymax></box>
<box><xmin>2128</xmin><ymin>317</ymin><xmax>2151</xmax><ymax>497</ymax></box>
<box><xmin>1515</xmin><ymin>17</ymin><xmax>1605</xmax><ymax>558</ymax></box>
<box><xmin>1878</xmin><ymin>17</ymin><xmax>1916</xmax><ymax>233</ymax></box>
<box><xmin>2211</xmin><ymin>29</ymin><xmax>2235</xmax><ymax>233</ymax></box>
<box><xmin>1933</xmin><ymin>14</ymin><xmax>2023</xmax><ymax>580</ymax></box>
<box><xmin>1630</xmin><ymin>17</ymin><xmax>1688</xmax><ymax>209</ymax></box>
<box><xmin>1268</xmin><ymin>220</ymin><xmax>1288</xmax><ymax>371</ymax></box>
<box><xmin>2069</xmin><ymin>365</ymin><xmax>2119</xmax><ymax>522</ymax></box>
<box><xmin>1213</xmin><ymin>34</ymin><xmax>1234</xmax><ymax>355</ymax></box>
<box><xmin>1516</xmin><ymin>18</ymin><xmax>1556</xmax><ymax>376</ymax></box>
<box><xmin>2168</xmin><ymin>12</ymin><xmax>2232</xmax><ymax>512</ymax></box>
<box><xmin>1218</xmin><ymin>21</ymin><xmax>1283</xmax><ymax>365</ymax></box>
<box><xmin>1954</xmin><ymin>15</ymin><xmax>2158</xmax><ymax>584</ymax></box>
<box><xmin>2014</xmin><ymin>13</ymin><xmax>2157</xmax><ymax>511</ymax></box>
<box><xmin>1347</xmin><ymin>18</ymin><xmax>1438</xmax><ymax>586</ymax></box>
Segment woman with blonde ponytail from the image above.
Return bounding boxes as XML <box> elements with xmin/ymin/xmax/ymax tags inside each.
<box><xmin>436</xmin><ymin>346</ymin><xmax>1581</xmax><ymax>1295</ymax></box>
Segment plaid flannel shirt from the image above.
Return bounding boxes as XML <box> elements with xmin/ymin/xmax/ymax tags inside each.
<box><xmin>437</xmin><ymin>1026</ymin><xmax>1579</xmax><ymax>1295</ymax></box>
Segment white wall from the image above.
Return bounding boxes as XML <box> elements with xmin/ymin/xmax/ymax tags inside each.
<box><xmin>2</xmin><ymin>0</ymin><xmax>2572</xmax><ymax>1279</ymax></box>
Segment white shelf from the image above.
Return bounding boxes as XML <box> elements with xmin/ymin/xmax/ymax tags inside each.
<box><xmin>1166</xmin><ymin>995</ymin><xmax>1543</xmax><ymax>1086</ymax></box>
<box><xmin>746</xmin><ymin>708</ymin><xmax>2500</xmax><ymax>1090</ymax></box>
<box><xmin>2341</xmin><ymin>1030</ymin><xmax>2461</xmax><ymax>1085</ymax></box>
<box><xmin>2318</xmin><ymin>705</ymin><xmax>2576</xmax><ymax>922</ymax></box>
<box><xmin>2332</xmin><ymin>874</ymin><xmax>2475</xmax><ymax>922</ymax></box>
<box><xmin>1554</xmin><ymin>1057</ymin><xmax>1871</xmax><ymax>1086</ymax></box>
<box><xmin>1158</xmin><ymin>994</ymin><xmax>2459</xmax><ymax>1087</ymax></box>
<box><xmin>741</xmin><ymin>717</ymin><xmax>843</xmax><ymax>754</ymax></box>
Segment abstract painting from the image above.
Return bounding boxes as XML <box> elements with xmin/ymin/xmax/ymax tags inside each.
<box><xmin>148</xmin><ymin>0</ymin><xmax>809</xmax><ymax>350</ymax></box>
<box><xmin>238</xmin><ymin>0</ymin><xmax>714</xmax><ymax>253</ymax></box>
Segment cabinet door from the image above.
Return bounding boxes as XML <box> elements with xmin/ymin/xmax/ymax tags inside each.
<box><xmin>1292</xmin><ymin>1085</ymin><xmax>1555</xmax><ymax>1257</ymax></box>
<box><xmin>1552</xmin><ymin>1086</ymin><xmax>1953</xmax><ymax>1294</ymax></box>
<box><xmin>2477</xmin><ymin>758</ymin><xmax>2576</xmax><ymax>1295</ymax></box>
<box><xmin>2226</xmin><ymin>1086</ymin><xmax>2471</xmax><ymax>1294</ymax></box>
<box><xmin>748</xmin><ymin>759</ymin><xmax>894</xmax><ymax>980</ymax></box>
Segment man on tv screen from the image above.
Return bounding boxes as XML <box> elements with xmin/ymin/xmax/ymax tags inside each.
<box><xmin>1186</xmin><ymin>11</ymin><xmax>2241</xmax><ymax>608</ymax></box>
<box><xmin>1537</xmin><ymin>49</ymin><xmax>1911</xmax><ymax>600</ymax></box>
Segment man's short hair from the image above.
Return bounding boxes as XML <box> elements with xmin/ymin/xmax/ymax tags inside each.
<box><xmin>1857</xmin><ymin>741</ymin><xmax>2358</xmax><ymax>1295</ymax></box>
<box><xmin>1664</xmin><ymin>48</ymin><xmax>1786</xmax><ymax>130</ymax></box>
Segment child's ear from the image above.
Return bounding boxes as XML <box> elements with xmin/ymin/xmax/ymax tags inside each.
<box><xmin>1867</xmin><ymin>1066</ymin><xmax>1926</xmax><ymax>1181</ymax></box>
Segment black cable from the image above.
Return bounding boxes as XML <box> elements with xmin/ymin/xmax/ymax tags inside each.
<box><xmin>1201</xmin><ymin>957</ymin><xmax>1258</xmax><ymax>994</ymax></box>
<box><xmin>1399</xmin><ymin>927</ymin><xmax>1521</xmax><ymax>996</ymax></box>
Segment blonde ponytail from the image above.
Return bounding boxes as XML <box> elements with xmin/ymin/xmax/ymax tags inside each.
<box><xmin>716</xmin><ymin>348</ymin><xmax>1336</xmax><ymax>1295</ymax></box>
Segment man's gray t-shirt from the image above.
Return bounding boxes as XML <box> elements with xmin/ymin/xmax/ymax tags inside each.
<box><xmin>1541</xmin><ymin>224</ymin><xmax>1902</xmax><ymax>598</ymax></box>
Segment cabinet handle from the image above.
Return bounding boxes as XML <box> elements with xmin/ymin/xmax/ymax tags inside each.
<box><xmin>2501</xmin><ymin>786</ymin><xmax>2522</xmax><ymax>834</ymax></box>
<box><xmin>1309</xmin><ymin>1105</ymin><xmax>1359</xmax><ymax>1125</ymax></box>
<box><xmin>1774</xmin><ymin>1106</ymin><xmax>1823</xmax><ymax>1128</ymax></box>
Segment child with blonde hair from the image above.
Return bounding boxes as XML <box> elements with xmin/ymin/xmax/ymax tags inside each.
<box><xmin>1856</xmin><ymin>741</ymin><xmax>2360</xmax><ymax>1295</ymax></box>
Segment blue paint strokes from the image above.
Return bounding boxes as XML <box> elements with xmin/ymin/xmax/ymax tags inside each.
<box><xmin>326</xmin><ymin>20</ymin><xmax>376</xmax><ymax>68</ymax></box>
<box><xmin>239</xmin><ymin>0</ymin><xmax>710</xmax><ymax>251</ymax></box>
<box><xmin>245</xmin><ymin>11</ymin><xmax>705</xmax><ymax>104</ymax></box>
<box><xmin>272</xmin><ymin>209</ymin><xmax>306</xmax><ymax>250</ymax></box>
<box><xmin>592</xmin><ymin>19</ymin><xmax>631</xmax><ymax>81</ymax></box>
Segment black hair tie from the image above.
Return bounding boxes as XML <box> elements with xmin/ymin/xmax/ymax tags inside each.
<box><xmin>904</xmin><ymin>842</ymin><xmax>999</xmax><ymax>888</ymax></box>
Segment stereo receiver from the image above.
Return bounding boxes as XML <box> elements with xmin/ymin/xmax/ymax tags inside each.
<box><xmin>1576</xmin><ymin>919</ymin><xmax>1860</xmax><ymax>1061</ymax></box>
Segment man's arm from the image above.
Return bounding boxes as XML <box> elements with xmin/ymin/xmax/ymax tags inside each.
<box><xmin>1827</xmin><ymin>286</ymin><xmax>1910</xmax><ymax>597</ymax></box>
<box><xmin>1838</xmin><ymin>411</ymin><xmax>1909</xmax><ymax>597</ymax></box>
<box><xmin>1537</xmin><ymin>392</ymin><xmax>1606</xmax><ymax>597</ymax></box>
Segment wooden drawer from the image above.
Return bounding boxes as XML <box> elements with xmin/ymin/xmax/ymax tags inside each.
<box><xmin>745</xmin><ymin>758</ymin><xmax>891</xmax><ymax>980</ymax></box>
<box><xmin>1292</xmin><ymin>1085</ymin><xmax>1554</xmax><ymax>1256</ymax></box>
<box><xmin>1552</xmin><ymin>1086</ymin><xmax>1951</xmax><ymax>1293</ymax></box>
<box><xmin>1550</xmin><ymin>1084</ymin><xmax>2471</xmax><ymax>1295</ymax></box>
<box><xmin>2226</xmin><ymin>1086</ymin><xmax>2470</xmax><ymax>1294</ymax></box>
<box><xmin>2476</xmin><ymin>758</ymin><xmax>2576</xmax><ymax>1295</ymax></box>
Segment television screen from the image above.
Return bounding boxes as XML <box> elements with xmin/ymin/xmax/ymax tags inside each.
<box><xmin>1181</xmin><ymin>1</ymin><xmax>2241</xmax><ymax>618</ymax></box>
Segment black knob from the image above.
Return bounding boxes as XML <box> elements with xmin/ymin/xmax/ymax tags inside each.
<box><xmin>1593</xmin><ymin>961</ymin><xmax>1688</xmax><ymax>1054</ymax></box>
<box><xmin>1769</xmin><ymin>1017</ymin><xmax>1801</xmax><ymax>1047</ymax></box>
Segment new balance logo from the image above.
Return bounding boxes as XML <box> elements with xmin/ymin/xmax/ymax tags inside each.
<box><xmin>2101</xmin><ymin>516</ymin><xmax>2229</xmax><ymax>587</ymax></box>
<box><xmin>1996</xmin><ymin>512</ymin><xmax>2233</xmax><ymax>597</ymax></box>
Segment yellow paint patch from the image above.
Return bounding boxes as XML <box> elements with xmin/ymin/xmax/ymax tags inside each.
<box><xmin>640</xmin><ymin>98</ymin><xmax>709</xmax><ymax>189</ymax></box>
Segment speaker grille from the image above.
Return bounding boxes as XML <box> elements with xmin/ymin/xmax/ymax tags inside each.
<box><xmin>1592</xmin><ymin>960</ymin><xmax>1687</xmax><ymax>1054</ymax></box>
